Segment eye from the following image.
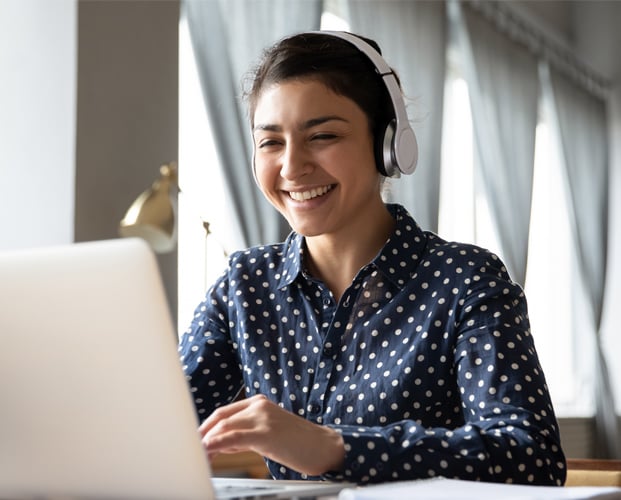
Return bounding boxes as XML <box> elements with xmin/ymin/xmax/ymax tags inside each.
<box><xmin>310</xmin><ymin>133</ymin><xmax>338</xmax><ymax>141</ymax></box>
<box><xmin>256</xmin><ymin>138</ymin><xmax>282</xmax><ymax>149</ymax></box>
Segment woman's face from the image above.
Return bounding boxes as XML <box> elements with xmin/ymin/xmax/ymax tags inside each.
<box><xmin>252</xmin><ymin>79</ymin><xmax>384</xmax><ymax>239</ymax></box>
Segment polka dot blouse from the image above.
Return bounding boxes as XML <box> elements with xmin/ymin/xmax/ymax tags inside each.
<box><xmin>179</xmin><ymin>204</ymin><xmax>566</xmax><ymax>486</ymax></box>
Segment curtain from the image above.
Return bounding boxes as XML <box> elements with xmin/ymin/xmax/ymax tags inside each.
<box><xmin>541</xmin><ymin>62</ymin><xmax>620</xmax><ymax>458</ymax></box>
<box><xmin>447</xmin><ymin>0</ymin><xmax>538</xmax><ymax>286</ymax></box>
<box><xmin>184</xmin><ymin>0</ymin><xmax>323</xmax><ymax>247</ymax></box>
<box><xmin>345</xmin><ymin>0</ymin><xmax>446</xmax><ymax>233</ymax></box>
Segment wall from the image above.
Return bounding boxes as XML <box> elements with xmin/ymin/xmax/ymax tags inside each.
<box><xmin>0</xmin><ymin>0</ymin><xmax>76</xmax><ymax>250</ymax></box>
<box><xmin>75</xmin><ymin>0</ymin><xmax>180</xmax><ymax>322</ymax></box>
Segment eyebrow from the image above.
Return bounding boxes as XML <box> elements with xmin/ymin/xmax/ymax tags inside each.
<box><xmin>253</xmin><ymin>115</ymin><xmax>348</xmax><ymax>133</ymax></box>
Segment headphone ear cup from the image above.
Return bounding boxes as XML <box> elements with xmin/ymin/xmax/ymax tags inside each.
<box><xmin>375</xmin><ymin>119</ymin><xmax>399</xmax><ymax>178</ymax></box>
<box><xmin>374</xmin><ymin>124</ymin><xmax>389</xmax><ymax>177</ymax></box>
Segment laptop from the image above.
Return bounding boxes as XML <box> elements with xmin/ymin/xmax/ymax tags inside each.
<box><xmin>0</xmin><ymin>238</ymin><xmax>352</xmax><ymax>500</ymax></box>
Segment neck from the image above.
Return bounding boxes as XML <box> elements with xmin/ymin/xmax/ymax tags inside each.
<box><xmin>304</xmin><ymin>205</ymin><xmax>394</xmax><ymax>302</ymax></box>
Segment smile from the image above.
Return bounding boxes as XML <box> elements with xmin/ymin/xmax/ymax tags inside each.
<box><xmin>288</xmin><ymin>185</ymin><xmax>334</xmax><ymax>201</ymax></box>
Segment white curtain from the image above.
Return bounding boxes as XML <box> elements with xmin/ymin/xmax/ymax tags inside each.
<box><xmin>345</xmin><ymin>0</ymin><xmax>447</xmax><ymax>233</ymax></box>
<box><xmin>184</xmin><ymin>0</ymin><xmax>323</xmax><ymax>246</ymax></box>
<box><xmin>447</xmin><ymin>0</ymin><xmax>538</xmax><ymax>286</ymax></box>
<box><xmin>541</xmin><ymin>62</ymin><xmax>620</xmax><ymax>458</ymax></box>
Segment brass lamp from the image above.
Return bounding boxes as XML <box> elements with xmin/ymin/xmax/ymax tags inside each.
<box><xmin>119</xmin><ymin>162</ymin><xmax>178</xmax><ymax>253</ymax></box>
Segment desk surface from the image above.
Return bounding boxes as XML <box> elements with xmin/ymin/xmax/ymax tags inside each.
<box><xmin>567</xmin><ymin>459</ymin><xmax>621</xmax><ymax>471</ymax></box>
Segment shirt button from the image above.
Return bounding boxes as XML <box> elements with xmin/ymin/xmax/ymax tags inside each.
<box><xmin>323</xmin><ymin>298</ymin><xmax>331</xmax><ymax>306</ymax></box>
<box><xmin>323</xmin><ymin>345</ymin><xmax>333</xmax><ymax>357</ymax></box>
<box><xmin>308</xmin><ymin>404</ymin><xmax>321</xmax><ymax>415</ymax></box>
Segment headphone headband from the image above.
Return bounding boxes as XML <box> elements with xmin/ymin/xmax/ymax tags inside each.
<box><xmin>309</xmin><ymin>31</ymin><xmax>418</xmax><ymax>177</ymax></box>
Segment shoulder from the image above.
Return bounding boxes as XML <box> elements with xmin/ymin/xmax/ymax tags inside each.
<box><xmin>425</xmin><ymin>233</ymin><xmax>508</xmax><ymax>275</ymax></box>
<box><xmin>421</xmin><ymin>234</ymin><xmax>526</xmax><ymax>318</ymax></box>
<box><xmin>228</xmin><ymin>242</ymin><xmax>287</xmax><ymax>267</ymax></box>
<box><xmin>225</xmin><ymin>232</ymin><xmax>301</xmax><ymax>284</ymax></box>
<box><xmin>415</xmin><ymin>232</ymin><xmax>524</xmax><ymax>311</ymax></box>
<box><xmin>225</xmin><ymin>243</ymin><xmax>286</xmax><ymax>283</ymax></box>
<box><xmin>386</xmin><ymin>204</ymin><xmax>514</xmax><ymax>285</ymax></box>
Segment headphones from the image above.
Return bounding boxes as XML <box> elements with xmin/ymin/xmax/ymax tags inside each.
<box><xmin>312</xmin><ymin>31</ymin><xmax>418</xmax><ymax>178</ymax></box>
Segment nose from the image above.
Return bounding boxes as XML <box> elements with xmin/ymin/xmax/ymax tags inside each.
<box><xmin>280</xmin><ymin>143</ymin><xmax>312</xmax><ymax>180</ymax></box>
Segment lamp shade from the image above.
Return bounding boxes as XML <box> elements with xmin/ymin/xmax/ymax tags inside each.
<box><xmin>119</xmin><ymin>163</ymin><xmax>178</xmax><ymax>253</ymax></box>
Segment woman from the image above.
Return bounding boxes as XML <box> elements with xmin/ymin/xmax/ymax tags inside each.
<box><xmin>178</xmin><ymin>31</ymin><xmax>566</xmax><ymax>486</ymax></box>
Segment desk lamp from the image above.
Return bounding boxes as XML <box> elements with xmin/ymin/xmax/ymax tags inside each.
<box><xmin>119</xmin><ymin>162</ymin><xmax>178</xmax><ymax>253</ymax></box>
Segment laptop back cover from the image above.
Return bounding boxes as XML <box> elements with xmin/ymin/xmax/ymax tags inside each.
<box><xmin>0</xmin><ymin>238</ymin><xmax>214</xmax><ymax>500</ymax></box>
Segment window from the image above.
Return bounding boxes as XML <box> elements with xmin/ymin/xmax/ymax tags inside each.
<box><xmin>439</xmin><ymin>60</ymin><xmax>589</xmax><ymax>416</ymax></box>
<box><xmin>177</xmin><ymin>14</ymin><xmax>229</xmax><ymax>333</ymax></box>
<box><xmin>524</xmin><ymin>120</ymin><xmax>584</xmax><ymax>415</ymax></box>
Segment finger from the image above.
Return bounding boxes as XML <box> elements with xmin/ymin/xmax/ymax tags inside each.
<box><xmin>203</xmin><ymin>427</ymin><xmax>257</xmax><ymax>455</ymax></box>
<box><xmin>203</xmin><ymin>400</ymin><xmax>288</xmax><ymax>459</ymax></box>
<box><xmin>198</xmin><ymin>396</ymin><xmax>257</xmax><ymax>435</ymax></box>
<box><xmin>201</xmin><ymin>397</ymin><xmax>272</xmax><ymax>453</ymax></box>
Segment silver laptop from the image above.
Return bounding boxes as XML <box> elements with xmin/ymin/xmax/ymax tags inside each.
<box><xmin>0</xmin><ymin>238</ymin><xmax>351</xmax><ymax>500</ymax></box>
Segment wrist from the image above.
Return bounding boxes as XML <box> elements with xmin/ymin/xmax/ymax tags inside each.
<box><xmin>319</xmin><ymin>426</ymin><xmax>345</xmax><ymax>475</ymax></box>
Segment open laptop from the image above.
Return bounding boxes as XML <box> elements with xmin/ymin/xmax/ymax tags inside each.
<box><xmin>0</xmin><ymin>238</ymin><xmax>352</xmax><ymax>500</ymax></box>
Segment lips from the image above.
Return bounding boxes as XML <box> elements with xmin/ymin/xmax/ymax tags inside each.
<box><xmin>288</xmin><ymin>185</ymin><xmax>334</xmax><ymax>201</ymax></box>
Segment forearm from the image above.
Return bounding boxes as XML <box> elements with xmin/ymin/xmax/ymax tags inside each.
<box><xmin>179</xmin><ymin>311</ymin><xmax>244</xmax><ymax>419</ymax></box>
<box><xmin>321</xmin><ymin>419</ymin><xmax>565</xmax><ymax>485</ymax></box>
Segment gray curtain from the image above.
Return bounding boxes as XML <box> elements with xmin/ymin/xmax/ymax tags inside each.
<box><xmin>541</xmin><ymin>62</ymin><xmax>620</xmax><ymax>458</ymax></box>
<box><xmin>448</xmin><ymin>0</ymin><xmax>538</xmax><ymax>286</ymax></box>
<box><xmin>184</xmin><ymin>0</ymin><xmax>323</xmax><ymax>247</ymax></box>
<box><xmin>345</xmin><ymin>0</ymin><xmax>446</xmax><ymax>233</ymax></box>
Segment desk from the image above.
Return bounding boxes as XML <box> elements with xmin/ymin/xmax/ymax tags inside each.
<box><xmin>209</xmin><ymin>455</ymin><xmax>621</xmax><ymax>496</ymax></box>
<box><xmin>566</xmin><ymin>459</ymin><xmax>621</xmax><ymax>487</ymax></box>
<box><xmin>211</xmin><ymin>451</ymin><xmax>270</xmax><ymax>479</ymax></box>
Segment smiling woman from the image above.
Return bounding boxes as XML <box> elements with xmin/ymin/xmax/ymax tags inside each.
<box><xmin>178</xmin><ymin>31</ymin><xmax>567</xmax><ymax>486</ymax></box>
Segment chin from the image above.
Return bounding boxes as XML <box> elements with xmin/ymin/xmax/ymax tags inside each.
<box><xmin>287</xmin><ymin>221</ymin><xmax>324</xmax><ymax>238</ymax></box>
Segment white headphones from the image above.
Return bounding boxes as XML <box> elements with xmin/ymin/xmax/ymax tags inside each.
<box><xmin>313</xmin><ymin>31</ymin><xmax>418</xmax><ymax>178</ymax></box>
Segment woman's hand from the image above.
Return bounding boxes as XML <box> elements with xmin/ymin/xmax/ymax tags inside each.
<box><xmin>198</xmin><ymin>394</ymin><xmax>345</xmax><ymax>477</ymax></box>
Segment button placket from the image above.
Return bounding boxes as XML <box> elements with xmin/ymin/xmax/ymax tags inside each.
<box><xmin>306</xmin><ymin>282</ymin><xmax>358</xmax><ymax>422</ymax></box>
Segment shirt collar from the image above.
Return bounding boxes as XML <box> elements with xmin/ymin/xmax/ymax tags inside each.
<box><xmin>375</xmin><ymin>203</ymin><xmax>428</xmax><ymax>289</ymax></box>
<box><xmin>277</xmin><ymin>204</ymin><xmax>428</xmax><ymax>290</ymax></box>
<box><xmin>278</xmin><ymin>231</ymin><xmax>305</xmax><ymax>289</ymax></box>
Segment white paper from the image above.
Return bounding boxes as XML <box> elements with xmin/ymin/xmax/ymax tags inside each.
<box><xmin>338</xmin><ymin>477</ymin><xmax>621</xmax><ymax>500</ymax></box>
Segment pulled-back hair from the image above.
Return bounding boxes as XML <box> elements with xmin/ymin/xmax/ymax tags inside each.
<box><xmin>243</xmin><ymin>32</ymin><xmax>397</xmax><ymax>140</ymax></box>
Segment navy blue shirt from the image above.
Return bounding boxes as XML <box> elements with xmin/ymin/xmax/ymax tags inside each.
<box><xmin>179</xmin><ymin>204</ymin><xmax>566</xmax><ymax>485</ymax></box>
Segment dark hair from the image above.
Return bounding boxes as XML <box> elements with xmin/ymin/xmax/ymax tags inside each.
<box><xmin>243</xmin><ymin>32</ymin><xmax>397</xmax><ymax>139</ymax></box>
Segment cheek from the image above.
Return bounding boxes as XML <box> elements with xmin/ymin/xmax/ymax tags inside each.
<box><xmin>253</xmin><ymin>158</ymin><xmax>278</xmax><ymax>196</ymax></box>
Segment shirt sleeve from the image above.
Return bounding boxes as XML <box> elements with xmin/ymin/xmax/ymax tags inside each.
<box><xmin>178</xmin><ymin>271</ymin><xmax>244</xmax><ymax>422</ymax></box>
<box><xmin>322</xmin><ymin>257</ymin><xmax>566</xmax><ymax>486</ymax></box>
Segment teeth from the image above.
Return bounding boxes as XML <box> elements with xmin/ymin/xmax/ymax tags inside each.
<box><xmin>289</xmin><ymin>185</ymin><xmax>332</xmax><ymax>201</ymax></box>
